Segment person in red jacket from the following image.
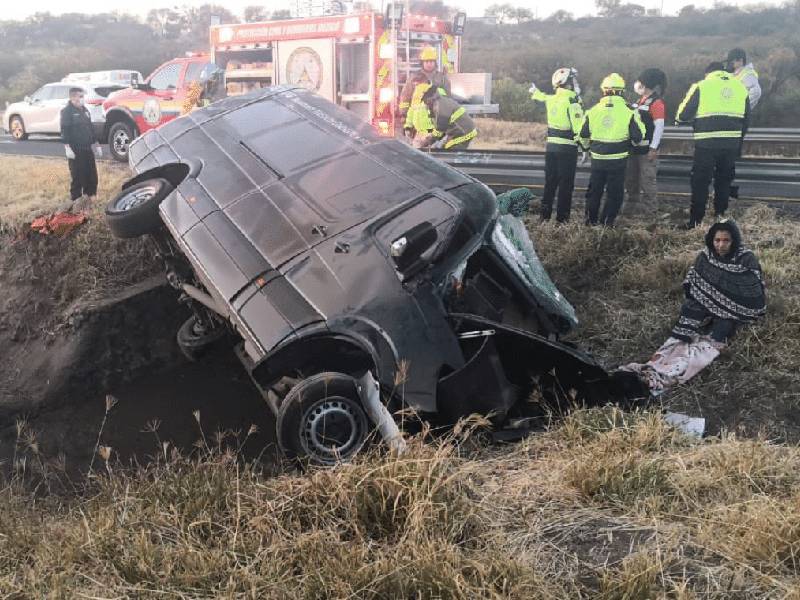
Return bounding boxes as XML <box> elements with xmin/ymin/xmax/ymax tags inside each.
<box><xmin>625</xmin><ymin>68</ymin><xmax>667</xmax><ymax>212</ymax></box>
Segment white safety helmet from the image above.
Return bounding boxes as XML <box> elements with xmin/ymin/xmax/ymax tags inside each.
<box><xmin>551</xmin><ymin>67</ymin><xmax>578</xmax><ymax>89</ymax></box>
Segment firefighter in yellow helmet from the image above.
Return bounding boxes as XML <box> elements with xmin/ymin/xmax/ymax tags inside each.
<box><xmin>579</xmin><ymin>73</ymin><xmax>645</xmax><ymax>226</ymax></box>
<box><xmin>413</xmin><ymin>83</ymin><xmax>477</xmax><ymax>151</ymax></box>
<box><xmin>400</xmin><ymin>46</ymin><xmax>452</xmax><ymax>139</ymax></box>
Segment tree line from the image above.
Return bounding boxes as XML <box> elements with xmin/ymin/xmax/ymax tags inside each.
<box><xmin>466</xmin><ymin>2</ymin><xmax>800</xmax><ymax>126</ymax></box>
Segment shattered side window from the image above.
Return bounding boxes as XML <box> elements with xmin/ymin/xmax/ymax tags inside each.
<box><xmin>491</xmin><ymin>215</ymin><xmax>578</xmax><ymax>329</ymax></box>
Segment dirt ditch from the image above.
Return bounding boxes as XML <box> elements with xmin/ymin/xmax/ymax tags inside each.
<box><xmin>0</xmin><ymin>225</ymin><xmax>278</xmax><ymax>473</ymax></box>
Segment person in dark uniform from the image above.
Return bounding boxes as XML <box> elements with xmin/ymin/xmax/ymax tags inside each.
<box><xmin>60</xmin><ymin>87</ymin><xmax>100</xmax><ymax>204</ymax></box>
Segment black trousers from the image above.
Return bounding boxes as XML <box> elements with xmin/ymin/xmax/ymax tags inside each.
<box><xmin>541</xmin><ymin>149</ymin><xmax>578</xmax><ymax>222</ymax></box>
<box><xmin>690</xmin><ymin>147</ymin><xmax>737</xmax><ymax>226</ymax></box>
<box><xmin>68</xmin><ymin>149</ymin><xmax>98</xmax><ymax>200</ymax></box>
<box><xmin>585</xmin><ymin>163</ymin><xmax>627</xmax><ymax>226</ymax></box>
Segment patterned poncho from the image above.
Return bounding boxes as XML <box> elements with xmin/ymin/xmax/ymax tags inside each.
<box><xmin>672</xmin><ymin>222</ymin><xmax>766</xmax><ymax>340</ymax></box>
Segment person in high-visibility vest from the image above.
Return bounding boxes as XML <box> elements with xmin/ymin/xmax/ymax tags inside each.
<box><xmin>414</xmin><ymin>84</ymin><xmax>477</xmax><ymax>151</ymax></box>
<box><xmin>528</xmin><ymin>67</ymin><xmax>585</xmax><ymax>223</ymax></box>
<box><xmin>579</xmin><ymin>73</ymin><xmax>645</xmax><ymax>226</ymax></box>
<box><xmin>726</xmin><ymin>48</ymin><xmax>761</xmax><ymax>109</ymax></box>
<box><xmin>677</xmin><ymin>62</ymin><xmax>750</xmax><ymax>228</ymax></box>
<box><xmin>724</xmin><ymin>48</ymin><xmax>761</xmax><ymax>201</ymax></box>
<box><xmin>400</xmin><ymin>46</ymin><xmax>452</xmax><ymax>140</ymax></box>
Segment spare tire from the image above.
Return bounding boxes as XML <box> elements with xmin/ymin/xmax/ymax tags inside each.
<box><xmin>105</xmin><ymin>178</ymin><xmax>173</xmax><ymax>238</ymax></box>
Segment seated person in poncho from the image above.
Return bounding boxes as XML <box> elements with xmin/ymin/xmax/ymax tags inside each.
<box><xmin>622</xmin><ymin>220</ymin><xmax>766</xmax><ymax>396</ymax></box>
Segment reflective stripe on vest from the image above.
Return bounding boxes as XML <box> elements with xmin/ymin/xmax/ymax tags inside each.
<box><xmin>694</xmin><ymin>72</ymin><xmax>747</xmax><ymax>141</ymax></box>
<box><xmin>445</xmin><ymin>129</ymin><xmax>477</xmax><ymax>149</ymax></box>
<box><xmin>449</xmin><ymin>107</ymin><xmax>465</xmax><ymax>124</ymax></box>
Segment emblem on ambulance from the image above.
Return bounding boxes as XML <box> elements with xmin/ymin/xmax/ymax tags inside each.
<box><xmin>142</xmin><ymin>98</ymin><xmax>162</xmax><ymax>126</ymax></box>
<box><xmin>286</xmin><ymin>47</ymin><xmax>323</xmax><ymax>92</ymax></box>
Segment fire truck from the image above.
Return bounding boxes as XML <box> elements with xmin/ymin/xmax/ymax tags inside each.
<box><xmin>103</xmin><ymin>7</ymin><xmax>493</xmax><ymax>162</ymax></box>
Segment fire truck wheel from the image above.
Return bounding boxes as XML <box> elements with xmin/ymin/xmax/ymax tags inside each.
<box><xmin>9</xmin><ymin>116</ymin><xmax>28</xmax><ymax>141</ymax></box>
<box><xmin>108</xmin><ymin>121</ymin><xmax>135</xmax><ymax>162</ymax></box>
<box><xmin>105</xmin><ymin>178</ymin><xmax>174</xmax><ymax>238</ymax></box>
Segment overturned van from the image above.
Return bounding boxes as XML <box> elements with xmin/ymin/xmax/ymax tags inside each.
<box><xmin>105</xmin><ymin>86</ymin><xmax>637</xmax><ymax>464</ymax></box>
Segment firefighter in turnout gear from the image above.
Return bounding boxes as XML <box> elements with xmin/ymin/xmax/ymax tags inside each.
<box><xmin>400</xmin><ymin>46</ymin><xmax>452</xmax><ymax>140</ymax></box>
<box><xmin>182</xmin><ymin>63</ymin><xmax>226</xmax><ymax>115</ymax></box>
<box><xmin>414</xmin><ymin>83</ymin><xmax>477</xmax><ymax>150</ymax></box>
<box><xmin>625</xmin><ymin>68</ymin><xmax>667</xmax><ymax>211</ymax></box>
<box><xmin>580</xmin><ymin>73</ymin><xmax>645</xmax><ymax>226</ymax></box>
<box><xmin>529</xmin><ymin>67</ymin><xmax>585</xmax><ymax>222</ymax></box>
<box><xmin>677</xmin><ymin>62</ymin><xmax>750</xmax><ymax>228</ymax></box>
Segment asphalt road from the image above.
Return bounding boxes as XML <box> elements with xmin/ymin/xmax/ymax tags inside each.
<box><xmin>0</xmin><ymin>133</ymin><xmax>112</xmax><ymax>160</ymax></box>
<box><xmin>2</xmin><ymin>133</ymin><xmax>798</xmax><ymax>202</ymax></box>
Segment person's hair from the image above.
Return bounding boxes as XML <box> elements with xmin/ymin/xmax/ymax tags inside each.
<box><xmin>69</xmin><ymin>87</ymin><xmax>84</xmax><ymax>96</ymax></box>
<box><xmin>727</xmin><ymin>47</ymin><xmax>746</xmax><ymax>63</ymax></box>
<box><xmin>705</xmin><ymin>61</ymin><xmax>725</xmax><ymax>74</ymax></box>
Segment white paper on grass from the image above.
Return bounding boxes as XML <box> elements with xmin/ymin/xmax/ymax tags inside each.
<box><xmin>664</xmin><ymin>412</ymin><xmax>706</xmax><ymax>438</ymax></box>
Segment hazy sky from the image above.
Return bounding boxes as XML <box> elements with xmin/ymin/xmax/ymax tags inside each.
<box><xmin>0</xmin><ymin>0</ymin><xmax>778</xmax><ymax>21</ymax></box>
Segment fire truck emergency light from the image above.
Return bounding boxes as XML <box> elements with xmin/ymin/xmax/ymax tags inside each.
<box><xmin>379</xmin><ymin>87</ymin><xmax>394</xmax><ymax>103</ymax></box>
<box><xmin>452</xmin><ymin>12</ymin><xmax>467</xmax><ymax>35</ymax></box>
<box><xmin>384</xmin><ymin>2</ymin><xmax>404</xmax><ymax>27</ymax></box>
<box><xmin>379</xmin><ymin>43</ymin><xmax>394</xmax><ymax>60</ymax></box>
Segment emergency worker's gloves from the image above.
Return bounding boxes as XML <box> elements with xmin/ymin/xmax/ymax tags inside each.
<box><xmin>403</xmin><ymin>127</ymin><xmax>413</xmax><ymax>139</ymax></box>
<box><xmin>528</xmin><ymin>83</ymin><xmax>537</xmax><ymax>95</ymax></box>
<box><xmin>65</xmin><ymin>146</ymin><xmax>75</xmax><ymax>160</ymax></box>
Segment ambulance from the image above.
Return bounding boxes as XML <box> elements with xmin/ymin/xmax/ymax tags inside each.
<box><xmin>103</xmin><ymin>6</ymin><xmax>493</xmax><ymax>162</ymax></box>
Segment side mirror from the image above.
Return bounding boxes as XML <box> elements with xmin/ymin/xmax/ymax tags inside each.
<box><xmin>390</xmin><ymin>221</ymin><xmax>438</xmax><ymax>274</ymax></box>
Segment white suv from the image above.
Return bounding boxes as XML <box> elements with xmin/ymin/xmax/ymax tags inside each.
<box><xmin>4</xmin><ymin>81</ymin><xmax>126</xmax><ymax>142</ymax></box>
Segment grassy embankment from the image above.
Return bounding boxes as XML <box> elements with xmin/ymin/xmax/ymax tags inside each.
<box><xmin>1</xmin><ymin>155</ymin><xmax>800</xmax><ymax>597</ymax></box>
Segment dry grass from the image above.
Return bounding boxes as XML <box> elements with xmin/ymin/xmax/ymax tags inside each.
<box><xmin>0</xmin><ymin>156</ymin><xmax>159</xmax><ymax>337</ymax></box>
<box><xmin>3</xmin><ymin>410</ymin><xmax>800</xmax><ymax>597</ymax></box>
<box><xmin>472</xmin><ymin>118</ymin><xmax>546</xmax><ymax>151</ymax></box>
<box><xmin>0</xmin><ymin>155</ymin><xmax>129</xmax><ymax>232</ymax></box>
